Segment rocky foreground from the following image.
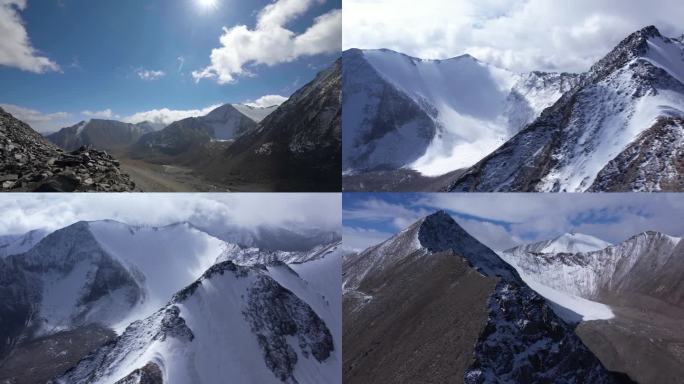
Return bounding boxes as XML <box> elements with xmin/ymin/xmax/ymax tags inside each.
<box><xmin>0</xmin><ymin>107</ymin><xmax>135</xmax><ymax>192</ymax></box>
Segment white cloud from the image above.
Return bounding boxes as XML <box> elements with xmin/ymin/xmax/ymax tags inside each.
<box><xmin>0</xmin><ymin>0</ymin><xmax>59</xmax><ymax>73</ymax></box>
<box><xmin>0</xmin><ymin>193</ymin><xmax>341</xmax><ymax>236</ymax></box>
<box><xmin>136</xmin><ymin>68</ymin><xmax>166</xmax><ymax>81</ymax></box>
<box><xmin>123</xmin><ymin>104</ymin><xmax>221</xmax><ymax>125</ymax></box>
<box><xmin>81</xmin><ymin>108</ymin><xmax>118</xmax><ymax>119</ymax></box>
<box><xmin>192</xmin><ymin>0</ymin><xmax>341</xmax><ymax>84</ymax></box>
<box><xmin>343</xmin><ymin>0</ymin><xmax>684</xmax><ymax>72</ymax></box>
<box><xmin>0</xmin><ymin>103</ymin><xmax>72</xmax><ymax>132</ymax></box>
<box><xmin>245</xmin><ymin>94</ymin><xmax>288</xmax><ymax>108</ymax></box>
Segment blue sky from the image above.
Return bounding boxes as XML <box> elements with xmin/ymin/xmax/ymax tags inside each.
<box><xmin>343</xmin><ymin>193</ymin><xmax>684</xmax><ymax>251</ymax></box>
<box><xmin>0</xmin><ymin>0</ymin><xmax>341</xmax><ymax>131</ymax></box>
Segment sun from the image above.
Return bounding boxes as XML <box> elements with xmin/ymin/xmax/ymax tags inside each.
<box><xmin>196</xmin><ymin>0</ymin><xmax>218</xmax><ymax>10</ymax></box>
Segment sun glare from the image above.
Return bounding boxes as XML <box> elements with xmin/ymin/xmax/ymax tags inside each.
<box><xmin>196</xmin><ymin>0</ymin><xmax>218</xmax><ymax>10</ymax></box>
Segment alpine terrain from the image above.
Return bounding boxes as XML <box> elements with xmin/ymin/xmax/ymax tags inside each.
<box><xmin>0</xmin><ymin>220</ymin><xmax>342</xmax><ymax>384</ymax></box>
<box><xmin>502</xmin><ymin>231</ymin><xmax>684</xmax><ymax>383</ymax></box>
<box><xmin>39</xmin><ymin>59</ymin><xmax>341</xmax><ymax>192</ymax></box>
<box><xmin>343</xmin><ymin>211</ymin><xmax>633</xmax><ymax>384</ymax></box>
<box><xmin>0</xmin><ymin>107</ymin><xmax>136</xmax><ymax>192</ymax></box>
<box><xmin>448</xmin><ymin>26</ymin><xmax>684</xmax><ymax>192</ymax></box>
<box><xmin>341</xmin><ymin>48</ymin><xmax>578</xmax><ymax>191</ymax></box>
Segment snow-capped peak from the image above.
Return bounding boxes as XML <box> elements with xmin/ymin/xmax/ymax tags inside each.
<box><xmin>344</xmin><ymin>211</ymin><xmax>519</xmax><ymax>293</ymax></box>
<box><xmin>231</xmin><ymin>103</ymin><xmax>278</xmax><ymax>123</ymax></box>
<box><xmin>507</xmin><ymin>232</ymin><xmax>611</xmax><ymax>255</ymax></box>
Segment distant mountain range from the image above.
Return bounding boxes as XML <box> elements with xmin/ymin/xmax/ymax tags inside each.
<box><xmin>0</xmin><ymin>220</ymin><xmax>342</xmax><ymax>384</ymax></box>
<box><xmin>343</xmin><ymin>26</ymin><xmax>684</xmax><ymax>192</ymax></box>
<box><xmin>501</xmin><ymin>231</ymin><xmax>684</xmax><ymax>383</ymax></box>
<box><xmin>1</xmin><ymin>59</ymin><xmax>340</xmax><ymax>192</ymax></box>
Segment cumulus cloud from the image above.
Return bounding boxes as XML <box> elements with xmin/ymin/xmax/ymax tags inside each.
<box><xmin>0</xmin><ymin>103</ymin><xmax>71</xmax><ymax>132</ymax></box>
<box><xmin>192</xmin><ymin>0</ymin><xmax>341</xmax><ymax>84</ymax></box>
<box><xmin>136</xmin><ymin>68</ymin><xmax>166</xmax><ymax>81</ymax></box>
<box><xmin>345</xmin><ymin>194</ymin><xmax>684</xmax><ymax>252</ymax></box>
<box><xmin>245</xmin><ymin>94</ymin><xmax>288</xmax><ymax>108</ymax></box>
<box><xmin>343</xmin><ymin>0</ymin><xmax>684</xmax><ymax>72</ymax></box>
<box><xmin>82</xmin><ymin>108</ymin><xmax>118</xmax><ymax>119</ymax></box>
<box><xmin>0</xmin><ymin>193</ymin><xmax>341</xmax><ymax>236</ymax></box>
<box><xmin>0</xmin><ymin>0</ymin><xmax>59</xmax><ymax>73</ymax></box>
<box><xmin>123</xmin><ymin>104</ymin><xmax>221</xmax><ymax>125</ymax></box>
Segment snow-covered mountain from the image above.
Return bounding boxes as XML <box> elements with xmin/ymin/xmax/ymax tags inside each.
<box><xmin>343</xmin><ymin>211</ymin><xmax>625</xmax><ymax>383</ymax></box>
<box><xmin>502</xmin><ymin>230</ymin><xmax>684</xmax><ymax>308</ymax></box>
<box><xmin>135</xmin><ymin>104</ymin><xmax>260</xmax><ymax>156</ymax></box>
<box><xmin>0</xmin><ymin>228</ymin><xmax>48</xmax><ymax>258</ymax></box>
<box><xmin>55</xmin><ymin>261</ymin><xmax>338</xmax><ymax>384</ymax></box>
<box><xmin>0</xmin><ymin>221</ymin><xmax>341</xmax><ymax>383</ymax></box>
<box><xmin>342</xmin><ymin>48</ymin><xmax>577</xmax><ymax>176</ymax></box>
<box><xmin>501</xmin><ymin>230</ymin><xmax>684</xmax><ymax>383</ymax></box>
<box><xmin>449</xmin><ymin>26</ymin><xmax>684</xmax><ymax>192</ymax></box>
<box><xmin>47</xmin><ymin>119</ymin><xmax>160</xmax><ymax>152</ymax></box>
<box><xmin>507</xmin><ymin>232</ymin><xmax>612</xmax><ymax>255</ymax></box>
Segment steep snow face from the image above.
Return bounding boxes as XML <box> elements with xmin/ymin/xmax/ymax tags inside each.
<box><xmin>232</xmin><ymin>104</ymin><xmax>279</xmax><ymax>123</ymax></box>
<box><xmin>11</xmin><ymin>222</ymin><xmax>142</xmax><ymax>333</ymax></box>
<box><xmin>56</xmin><ymin>262</ymin><xmax>337</xmax><ymax>384</ymax></box>
<box><xmin>502</xmin><ymin>231</ymin><xmax>681</xmax><ymax>302</ymax></box>
<box><xmin>0</xmin><ymin>229</ymin><xmax>48</xmax><ymax>257</ymax></box>
<box><xmin>537</xmin><ymin>54</ymin><xmax>684</xmax><ymax>192</ymax></box>
<box><xmin>450</xmin><ymin>26</ymin><xmax>684</xmax><ymax>192</ymax></box>
<box><xmin>87</xmin><ymin>221</ymin><xmax>228</xmax><ymax>330</ymax></box>
<box><xmin>1</xmin><ymin>221</ymin><xmax>229</xmax><ymax>336</ymax></box>
<box><xmin>343</xmin><ymin>48</ymin><xmax>577</xmax><ymax>176</ymax></box>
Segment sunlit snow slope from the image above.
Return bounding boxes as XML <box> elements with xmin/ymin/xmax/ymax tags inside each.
<box><xmin>343</xmin><ymin>48</ymin><xmax>577</xmax><ymax>176</ymax></box>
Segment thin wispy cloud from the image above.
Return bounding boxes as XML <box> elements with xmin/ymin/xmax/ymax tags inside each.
<box><xmin>136</xmin><ymin>68</ymin><xmax>166</xmax><ymax>81</ymax></box>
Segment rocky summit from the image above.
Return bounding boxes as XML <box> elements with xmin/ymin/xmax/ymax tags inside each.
<box><xmin>0</xmin><ymin>107</ymin><xmax>135</xmax><ymax>192</ymax></box>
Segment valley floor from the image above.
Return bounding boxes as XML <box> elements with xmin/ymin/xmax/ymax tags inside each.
<box><xmin>119</xmin><ymin>158</ymin><xmax>207</xmax><ymax>192</ymax></box>
<box><xmin>119</xmin><ymin>157</ymin><xmax>277</xmax><ymax>192</ymax></box>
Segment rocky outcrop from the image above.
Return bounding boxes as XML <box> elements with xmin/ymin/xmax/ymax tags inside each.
<box><xmin>0</xmin><ymin>107</ymin><xmax>135</xmax><ymax>192</ymax></box>
<box><xmin>114</xmin><ymin>363</ymin><xmax>164</xmax><ymax>384</ymax></box>
<box><xmin>244</xmin><ymin>275</ymin><xmax>334</xmax><ymax>383</ymax></box>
